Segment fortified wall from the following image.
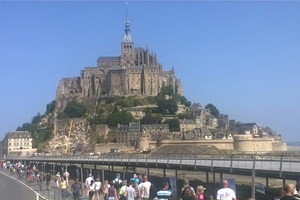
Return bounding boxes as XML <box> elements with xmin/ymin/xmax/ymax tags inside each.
<box><xmin>94</xmin><ymin>143</ymin><xmax>135</xmax><ymax>153</ymax></box>
<box><xmin>146</xmin><ymin>135</ymin><xmax>287</xmax><ymax>153</ymax></box>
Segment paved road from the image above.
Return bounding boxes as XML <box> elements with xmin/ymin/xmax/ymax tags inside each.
<box><xmin>0</xmin><ymin>172</ymin><xmax>36</xmax><ymax>200</ymax></box>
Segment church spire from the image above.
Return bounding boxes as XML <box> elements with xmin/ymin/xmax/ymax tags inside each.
<box><xmin>123</xmin><ymin>3</ymin><xmax>132</xmax><ymax>43</ymax></box>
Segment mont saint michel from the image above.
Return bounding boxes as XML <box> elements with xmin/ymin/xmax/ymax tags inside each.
<box><xmin>56</xmin><ymin>11</ymin><xmax>182</xmax><ymax>101</ymax></box>
<box><xmin>2</xmin><ymin>5</ymin><xmax>289</xmax><ymax>156</ymax></box>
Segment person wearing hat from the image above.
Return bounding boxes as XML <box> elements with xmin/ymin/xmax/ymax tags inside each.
<box><xmin>196</xmin><ymin>185</ymin><xmax>206</xmax><ymax>200</ymax></box>
<box><xmin>181</xmin><ymin>179</ymin><xmax>195</xmax><ymax>198</ymax></box>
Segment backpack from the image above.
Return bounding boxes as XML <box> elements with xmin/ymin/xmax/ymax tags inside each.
<box><xmin>114</xmin><ymin>178</ymin><xmax>121</xmax><ymax>190</ymax></box>
<box><xmin>150</xmin><ymin>184</ymin><xmax>157</xmax><ymax>199</ymax></box>
<box><xmin>130</xmin><ymin>177</ymin><xmax>136</xmax><ymax>182</ymax></box>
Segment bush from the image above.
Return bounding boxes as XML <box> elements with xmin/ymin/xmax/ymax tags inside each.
<box><xmin>105</xmin><ymin>111</ymin><xmax>135</xmax><ymax>127</ymax></box>
<box><xmin>163</xmin><ymin>119</ymin><xmax>180</xmax><ymax>132</ymax></box>
<box><xmin>45</xmin><ymin>100</ymin><xmax>55</xmax><ymax>115</ymax></box>
<box><xmin>64</xmin><ymin>101</ymin><xmax>86</xmax><ymax>118</ymax></box>
<box><xmin>57</xmin><ymin>112</ymin><xmax>69</xmax><ymax>119</ymax></box>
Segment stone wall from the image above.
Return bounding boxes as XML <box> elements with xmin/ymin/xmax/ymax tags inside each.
<box><xmin>272</xmin><ymin>141</ymin><xmax>288</xmax><ymax>152</ymax></box>
<box><xmin>233</xmin><ymin>135</ymin><xmax>287</xmax><ymax>153</ymax></box>
<box><xmin>94</xmin><ymin>143</ymin><xmax>135</xmax><ymax>153</ymax></box>
<box><xmin>153</xmin><ymin>139</ymin><xmax>234</xmax><ymax>150</ymax></box>
<box><xmin>148</xmin><ymin>135</ymin><xmax>287</xmax><ymax>153</ymax></box>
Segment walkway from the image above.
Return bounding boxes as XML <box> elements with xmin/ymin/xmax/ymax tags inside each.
<box><xmin>0</xmin><ymin>171</ymin><xmax>37</xmax><ymax>200</ymax></box>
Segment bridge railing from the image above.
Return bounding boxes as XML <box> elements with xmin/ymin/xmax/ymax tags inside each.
<box><xmin>7</xmin><ymin>153</ymin><xmax>300</xmax><ymax>176</ymax></box>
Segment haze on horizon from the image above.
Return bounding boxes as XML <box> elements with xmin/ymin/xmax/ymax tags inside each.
<box><xmin>0</xmin><ymin>1</ymin><xmax>299</xmax><ymax>143</ymax></box>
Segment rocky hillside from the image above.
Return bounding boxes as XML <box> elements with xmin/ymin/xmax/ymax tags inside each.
<box><xmin>44</xmin><ymin>118</ymin><xmax>91</xmax><ymax>154</ymax></box>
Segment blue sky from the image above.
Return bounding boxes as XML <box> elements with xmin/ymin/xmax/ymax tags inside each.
<box><xmin>0</xmin><ymin>1</ymin><xmax>299</xmax><ymax>142</ymax></box>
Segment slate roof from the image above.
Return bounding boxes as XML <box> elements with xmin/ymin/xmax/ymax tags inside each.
<box><xmin>83</xmin><ymin>67</ymin><xmax>97</xmax><ymax>70</ymax></box>
<box><xmin>200</xmin><ymin>128</ymin><xmax>212</xmax><ymax>136</ymax></box>
<box><xmin>98</xmin><ymin>56</ymin><xmax>120</xmax><ymax>61</ymax></box>
<box><xmin>117</xmin><ymin>123</ymin><xmax>140</xmax><ymax>132</ymax></box>
<box><xmin>141</xmin><ymin>124</ymin><xmax>169</xmax><ymax>129</ymax></box>
<box><xmin>6</xmin><ymin>131</ymin><xmax>31</xmax><ymax>139</ymax></box>
<box><xmin>179</xmin><ymin>119</ymin><xmax>195</xmax><ymax>124</ymax></box>
<box><xmin>184</xmin><ymin>131</ymin><xmax>194</xmax><ymax>140</ymax></box>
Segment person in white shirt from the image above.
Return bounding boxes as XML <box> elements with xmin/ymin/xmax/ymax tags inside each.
<box><xmin>63</xmin><ymin>169</ymin><xmax>70</xmax><ymax>186</ymax></box>
<box><xmin>216</xmin><ymin>180</ymin><xmax>237</xmax><ymax>200</ymax></box>
<box><xmin>95</xmin><ymin>178</ymin><xmax>102</xmax><ymax>200</ymax></box>
<box><xmin>85</xmin><ymin>174</ymin><xmax>94</xmax><ymax>189</ymax></box>
<box><xmin>140</xmin><ymin>175</ymin><xmax>151</xmax><ymax>200</ymax></box>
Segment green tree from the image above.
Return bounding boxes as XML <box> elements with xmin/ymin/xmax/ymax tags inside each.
<box><xmin>141</xmin><ymin>115</ymin><xmax>157</xmax><ymax>124</ymax></box>
<box><xmin>64</xmin><ymin>101</ymin><xmax>86</xmax><ymax>118</ymax></box>
<box><xmin>178</xmin><ymin>111</ymin><xmax>193</xmax><ymax>119</ymax></box>
<box><xmin>181</xmin><ymin>96</ymin><xmax>192</xmax><ymax>107</ymax></box>
<box><xmin>45</xmin><ymin>100</ymin><xmax>55</xmax><ymax>115</ymax></box>
<box><xmin>31</xmin><ymin>113</ymin><xmax>42</xmax><ymax>124</ymax></box>
<box><xmin>87</xmin><ymin>115</ymin><xmax>105</xmax><ymax>125</ymax></box>
<box><xmin>16</xmin><ymin>122</ymin><xmax>35</xmax><ymax>133</ymax></box>
<box><xmin>205</xmin><ymin>103</ymin><xmax>220</xmax><ymax>117</ymax></box>
<box><xmin>163</xmin><ymin>119</ymin><xmax>180</xmax><ymax>132</ymax></box>
<box><xmin>160</xmin><ymin>86</ymin><xmax>174</xmax><ymax>96</ymax></box>
<box><xmin>105</xmin><ymin>111</ymin><xmax>135</xmax><ymax>127</ymax></box>
<box><xmin>168</xmin><ymin>99</ymin><xmax>178</xmax><ymax>114</ymax></box>
<box><xmin>171</xmin><ymin>94</ymin><xmax>181</xmax><ymax>103</ymax></box>
<box><xmin>157</xmin><ymin>98</ymin><xmax>178</xmax><ymax>115</ymax></box>
<box><xmin>57</xmin><ymin>112</ymin><xmax>69</xmax><ymax>119</ymax></box>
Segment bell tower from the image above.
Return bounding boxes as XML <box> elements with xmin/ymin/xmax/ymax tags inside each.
<box><xmin>120</xmin><ymin>4</ymin><xmax>135</xmax><ymax>67</ymax></box>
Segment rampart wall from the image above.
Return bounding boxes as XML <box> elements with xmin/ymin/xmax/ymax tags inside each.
<box><xmin>94</xmin><ymin>143</ymin><xmax>135</xmax><ymax>153</ymax></box>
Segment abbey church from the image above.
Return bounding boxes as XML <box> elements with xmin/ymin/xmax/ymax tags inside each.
<box><xmin>56</xmin><ymin>11</ymin><xmax>182</xmax><ymax>100</ymax></box>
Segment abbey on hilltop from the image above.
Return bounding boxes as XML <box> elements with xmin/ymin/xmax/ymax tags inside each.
<box><xmin>56</xmin><ymin>10</ymin><xmax>182</xmax><ymax>100</ymax></box>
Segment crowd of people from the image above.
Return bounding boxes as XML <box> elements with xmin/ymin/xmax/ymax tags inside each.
<box><xmin>3</xmin><ymin>160</ymin><xmax>300</xmax><ymax>200</ymax></box>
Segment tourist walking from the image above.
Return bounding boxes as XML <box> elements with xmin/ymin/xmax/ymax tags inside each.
<box><xmin>119</xmin><ymin>180</ymin><xmax>128</xmax><ymax>200</ymax></box>
<box><xmin>107</xmin><ymin>182</ymin><xmax>118</xmax><ymax>200</ymax></box>
<box><xmin>60</xmin><ymin>176</ymin><xmax>68</xmax><ymax>200</ymax></box>
<box><xmin>86</xmin><ymin>174</ymin><xmax>94</xmax><ymax>189</ymax></box>
<box><xmin>63</xmin><ymin>169</ymin><xmax>70</xmax><ymax>187</ymax></box>
<box><xmin>55</xmin><ymin>172</ymin><xmax>61</xmax><ymax>188</ymax></box>
<box><xmin>280</xmin><ymin>184</ymin><xmax>297</xmax><ymax>200</ymax></box>
<box><xmin>71</xmin><ymin>178</ymin><xmax>83</xmax><ymax>200</ymax></box>
<box><xmin>113</xmin><ymin>174</ymin><xmax>123</xmax><ymax>197</ymax></box>
<box><xmin>157</xmin><ymin>181</ymin><xmax>173</xmax><ymax>200</ymax></box>
<box><xmin>130</xmin><ymin>174</ymin><xmax>140</xmax><ymax>186</ymax></box>
<box><xmin>125</xmin><ymin>181</ymin><xmax>136</xmax><ymax>200</ymax></box>
<box><xmin>46</xmin><ymin>172</ymin><xmax>51</xmax><ymax>191</ymax></box>
<box><xmin>181</xmin><ymin>179</ymin><xmax>195</xmax><ymax>197</ymax></box>
<box><xmin>140</xmin><ymin>175</ymin><xmax>151</xmax><ymax>200</ymax></box>
<box><xmin>133</xmin><ymin>182</ymin><xmax>139</xmax><ymax>200</ymax></box>
<box><xmin>87</xmin><ymin>180</ymin><xmax>96</xmax><ymax>200</ymax></box>
<box><xmin>103</xmin><ymin>180</ymin><xmax>110</xmax><ymax>200</ymax></box>
<box><xmin>182</xmin><ymin>187</ymin><xmax>195</xmax><ymax>200</ymax></box>
<box><xmin>195</xmin><ymin>185</ymin><xmax>206</xmax><ymax>200</ymax></box>
<box><xmin>216</xmin><ymin>180</ymin><xmax>237</xmax><ymax>200</ymax></box>
<box><xmin>95</xmin><ymin>178</ymin><xmax>102</xmax><ymax>200</ymax></box>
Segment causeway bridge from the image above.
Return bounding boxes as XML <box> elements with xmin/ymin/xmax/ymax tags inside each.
<box><xmin>6</xmin><ymin>153</ymin><xmax>300</xmax><ymax>199</ymax></box>
<box><xmin>7</xmin><ymin>153</ymin><xmax>300</xmax><ymax>180</ymax></box>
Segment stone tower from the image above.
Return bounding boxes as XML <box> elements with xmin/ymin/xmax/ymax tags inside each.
<box><xmin>120</xmin><ymin>6</ymin><xmax>135</xmax><ymax>67</ymax></box>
